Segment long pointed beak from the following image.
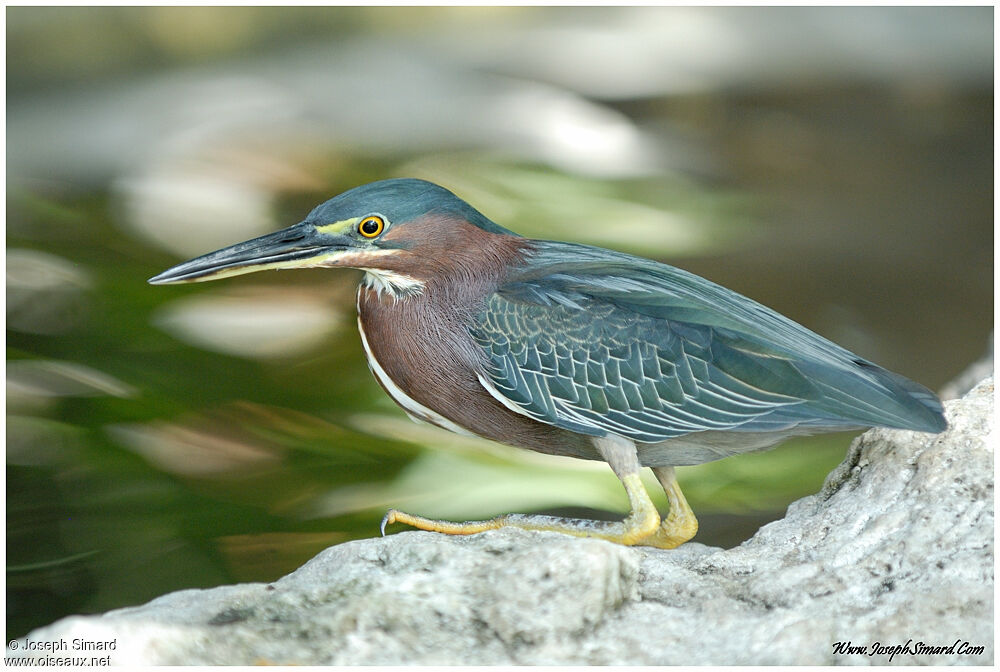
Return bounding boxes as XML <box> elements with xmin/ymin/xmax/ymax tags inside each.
<box><xmin>148</xmin><ymin>222</ymin><xmax>353</xmax><ymax>285</ymax></box>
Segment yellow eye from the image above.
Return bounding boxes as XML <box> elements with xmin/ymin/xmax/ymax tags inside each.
<box><xmin>358</xmin><ymin>215</ymin><xmax>385</xmax><ymax>238</ymax></box>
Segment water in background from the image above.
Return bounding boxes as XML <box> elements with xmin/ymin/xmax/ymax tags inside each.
<box><xmin>7</xmin><ymin>6</ymin><xmax>992</xmax><ymax>639</ymax></box>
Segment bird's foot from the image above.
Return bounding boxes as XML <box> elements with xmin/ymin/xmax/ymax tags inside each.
<box><xmin>636</xmin><ymin>508</ymin><xmax>698</xmax><ymax>549</ymax></box>
<box><xmin>380</xmin><ymin>473</ymin><xmax>663</xmax><ymax>547</ymax></box>
<box><xmin>381</xmin><ymin>509</ymin><xmax>656</xmax><ymax>546</ymax></box>
<box><xmin>638</xmin><ymin>466</ymin><xmax>699</xmax><ymax>549</ymax></box>
<box><xmin>381</xmin><ymin>509</ymin><xmax>509</xmax><ymax>537</ymax></box>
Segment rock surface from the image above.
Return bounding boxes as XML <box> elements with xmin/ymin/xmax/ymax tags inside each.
<box><xmin>8</xmin><ymin>379</ymin><xmax>993</xmax><ymax>665</ymax></box>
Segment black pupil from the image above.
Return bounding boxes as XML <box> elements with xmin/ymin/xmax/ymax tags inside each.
<box><xmin>362</xmin><ymin>219</ymin><xmax>380</xmax><ymax>235</ymax></box>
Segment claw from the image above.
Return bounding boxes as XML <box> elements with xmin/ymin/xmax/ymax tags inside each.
<box><xmin>380</xmin><ymin>509</ymin><xmax>397</xmax><ymax>536</ymax></box>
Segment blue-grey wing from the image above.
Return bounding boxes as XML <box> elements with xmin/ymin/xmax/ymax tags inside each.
<box><xmin>469</xmin><ymin>241</ymin><xmax>946</xmax><ymax>442</ymax></box>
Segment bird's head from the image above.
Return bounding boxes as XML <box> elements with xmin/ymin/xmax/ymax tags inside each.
<box><xmin>148</xmin><ymin>178</ymin><xmax>519</xmax><ymax>296</ymax></box>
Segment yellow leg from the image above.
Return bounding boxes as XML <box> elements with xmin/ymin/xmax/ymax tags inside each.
<box><xmin>380</xmin><ymin>438</ymin><xmax>697</xmax><ymax>548</ymax></box>
<box><xmin>618</xmin><ymin>472</ymin><xmax>662</xmax><ymax>543</ymax></box>
<box><xmin>381</xmin><ymin>473</ymin><xmax>661</xmax><ymax>545</ymax></box>
<box><xmin>638</xmin><ymin>466</ymin><xmax>699</xmax><ymax>549</ymax></box>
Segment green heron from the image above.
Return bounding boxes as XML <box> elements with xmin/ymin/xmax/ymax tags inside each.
<box><xmin>150</xmin><ymin>178</ymin><xmax>947</xmax><ymax>549</ymax></box>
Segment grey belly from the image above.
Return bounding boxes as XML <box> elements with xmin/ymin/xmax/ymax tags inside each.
<box><xmin>633</xmin><ymin>425</ymin><xmax>859</xmax><ymax>467</ymax></box>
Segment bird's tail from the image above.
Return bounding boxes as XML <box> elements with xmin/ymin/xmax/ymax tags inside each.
<box><xmin>801</xmin><ymin>359</ymin><xmax>947</xmax><ymax>434</ymax></box>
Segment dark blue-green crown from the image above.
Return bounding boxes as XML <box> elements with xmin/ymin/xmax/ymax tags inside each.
<box><xmin>306</xmin><ymin>178</ymin><xmax>515</xmax><ymax>235</ymax></box>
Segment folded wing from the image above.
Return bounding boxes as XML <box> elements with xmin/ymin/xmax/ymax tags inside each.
<box><xmin>470</xmin><ymin>241</ymin><xmax>946</xmax><ymax>443</ymax></box>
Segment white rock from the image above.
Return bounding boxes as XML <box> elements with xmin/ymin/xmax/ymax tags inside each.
<box><xmin>7</xmin><ymin>378</ymin><xmax>992</xmax><ymax>665</ymax></box>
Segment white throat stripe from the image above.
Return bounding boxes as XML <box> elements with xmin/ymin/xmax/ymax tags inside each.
<box><xmin>362</xmin><ymin>269</ymin><xmax>425</xmax><ymax>299</ymax></box>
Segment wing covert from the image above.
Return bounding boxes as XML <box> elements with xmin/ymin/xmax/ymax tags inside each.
<box><xmin>471</xmin><ymin>289</ymin><xmax>819</xmax><ymax>443</ymax></box>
